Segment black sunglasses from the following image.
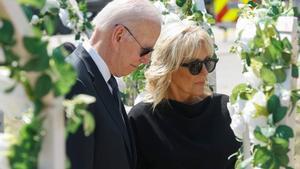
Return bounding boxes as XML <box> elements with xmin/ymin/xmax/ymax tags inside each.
<box><xmin>116</xmin><ymin>24</ymin><xmax>154</xmax><ymax>57</ymax></box>
<box><xmin>181</xmin><ymin>58</ymin><xmax>219</xmax><ymax>75</ymax></box>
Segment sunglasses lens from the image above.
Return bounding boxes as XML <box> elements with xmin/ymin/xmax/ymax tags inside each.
<box><xmin>189</xmin><ymin>63</ymin><xmax>202</xmax><ymax>75</ymax></box>
<box><xmin>140</xmin><ymin>48</ymin><xmax>153</xmax><ymax>57</ymax></box>
<box><xmin>205</xmin><ymin>60</ymin><xmax>217</xmax><ymax>73</ymax></box>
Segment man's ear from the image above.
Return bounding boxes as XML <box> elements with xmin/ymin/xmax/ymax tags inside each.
<box><xmin>111</xmin><ymin>25</ymin><xmax>125</xmax><ymax>44</ymax></box>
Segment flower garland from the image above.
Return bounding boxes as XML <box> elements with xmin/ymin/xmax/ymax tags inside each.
<box><xmin>0</xmin><ymin>0</ymin><xmax>95</xmax><ymax>168</ymax></box>
<box><xmin>228</xmin><ymin>1</ymin><xmax>299</xmax><ymax>168</ymax></box>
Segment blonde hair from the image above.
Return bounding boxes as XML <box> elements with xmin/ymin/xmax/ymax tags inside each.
<box><xmin>144</xmin><ymin>22</ymin><xmax>214</xmax><ymax>109</ymax></box>
<box><xmin>92</xmin><ymin>0</ymin><xmax>161</xmax><ymax>30</ymax></box>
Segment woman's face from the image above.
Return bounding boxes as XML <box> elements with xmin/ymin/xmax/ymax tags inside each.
<box><xmin>169</xmin><ymin>48</ymin><xmax>211</xmax><ymax>102</ymax></box>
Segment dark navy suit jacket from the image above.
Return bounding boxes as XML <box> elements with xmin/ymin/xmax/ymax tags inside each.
<box><xmin>66</xmin><ymin>44</ymin><xmax>136</xmax><ymax>169</ymax></box>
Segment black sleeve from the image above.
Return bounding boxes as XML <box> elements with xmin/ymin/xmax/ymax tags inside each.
<box><xmin>66</xmin><ymin>80</ymin><xmax>95</xmax><ymax>169</ymax></box>
<box><xmin>128</xmin><ymin>103</ymin><xmax>149</xmax><ymax>169</ymax></box>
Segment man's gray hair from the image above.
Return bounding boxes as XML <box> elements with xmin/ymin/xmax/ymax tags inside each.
<box><xmin>92</xmin><ymin>0</ymin><xmax>161</xmax><ymax>30</ymax></box>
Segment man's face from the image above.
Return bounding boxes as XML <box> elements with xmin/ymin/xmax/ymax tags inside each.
<box><xmin>112</xmin><ymin>21</ymin><xmax>161</xmax><ymax>77</ymax></box>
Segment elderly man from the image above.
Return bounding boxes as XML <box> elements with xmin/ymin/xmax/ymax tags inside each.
<box><xmin>66</xmin><ymin>0</ymin><xmax>161</xmax><ymax>169</ymax></box>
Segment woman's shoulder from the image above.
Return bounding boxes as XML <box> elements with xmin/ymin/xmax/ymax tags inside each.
<box><xmin>211</xmin><ymin>93</ymin><xmax>229</xmax><ymax>103</ymax></box>
<box><xmin>128</xmin><ymin>101</ymin><xmax>154</xmax><ymax>119</ymax></box>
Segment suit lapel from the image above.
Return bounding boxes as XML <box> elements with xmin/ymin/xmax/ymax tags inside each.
<box><xmin>75</xmin><ymin>45</ymin><xmax>133</xmax><ymax>158</ymax></box>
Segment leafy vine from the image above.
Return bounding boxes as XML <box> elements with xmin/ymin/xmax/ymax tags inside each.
<box><xmin>228</xmin><ymin>1</ymin><xmax>300</xmax><ymax>168</ymax></box>
<box><xmin>0</xmin><ymin>0</ymin><xmax>94</xmax><ymax>168</ymax></box>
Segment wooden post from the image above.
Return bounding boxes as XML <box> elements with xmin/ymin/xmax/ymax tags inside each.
<box><xmin>0</xmin><ymin>0</ymin><xmax>65</xmax><ymax>169</ymax></box>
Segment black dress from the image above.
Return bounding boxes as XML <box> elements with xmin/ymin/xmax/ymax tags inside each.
<box><xmin>128</xmin><ymin>94</ymin><xmax>241</xmax><ymax>169</ymax></box>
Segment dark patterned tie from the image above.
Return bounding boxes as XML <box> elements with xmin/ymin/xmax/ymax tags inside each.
<box><xmin>108</xmin><ymin>75</ymin><xmax>120</xmax><ymax>104</ymax></box>
<box><xmin>108</xmin><ymin>76</ymin><xmax>125</xmax><ymax>122</ymax></box>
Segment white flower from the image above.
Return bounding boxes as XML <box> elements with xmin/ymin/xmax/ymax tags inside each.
<box><xmin>243</xmin><ymin>68</ymin><xmax>262</xmax><ymax>89</ymax></box>
<box><xmin>252</xmin><ymin>91</ymin><xmax>266</xmax><ymax>106</ymax></box>
<box><xmin>227</xmin><ymin>102</ymin><xmax>237</xmax><ymax>117</ymax></box>
<box><xmin>280</xmin><ymin>90</ymin><xmax>291</xmax><ymax>107</ymax></box>
<box><xmin>59</xmin><ymin>9</ymin><xmax>74</xmax><ymax>29</ymax></box>
<box><xmin>163</xmin><ymin>12</ymin><xmax>181</xmax><ymax>24</ymax></box>
<box><xmin>230</xmin><ymin>114</ymin><xmax>246</xmax><ymax>139</ymax></box>
<box><xmin>153</xmin><ymin>1</ymin><xmax>168</xmax><ymax>14</ymax></box>
<box><xmin>227</xmin><ymin>98</ymin><xmax>247</xmax><ymax>117</ymax></box>
<box><xmin>242</xmin><ymin>101</ymin><xmax>256</xmax><ymax>124</ymax></box>
<box><xmin>30</xmin><ymin>15</ymin><xmax>39</xmax><ymax>25</ymax></box>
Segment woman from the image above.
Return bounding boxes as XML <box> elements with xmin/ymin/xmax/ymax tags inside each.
<box><xmin>128</xmin><ymin>22</ymin><xmax>241</xmax><ymax>169</ymax></box>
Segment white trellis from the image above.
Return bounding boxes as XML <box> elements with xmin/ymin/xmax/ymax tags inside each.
<box><xmin>236</xmin><ymin>15</ymin><xmax>299</xmax><ymax>168</ymax></box>
<box><xmin>0</xmin><ymin>0</ymin><xmax>65</xmax><ymax>168</ymax></box>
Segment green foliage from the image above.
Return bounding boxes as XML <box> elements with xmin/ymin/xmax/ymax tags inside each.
<box><xmin>51</xmin><ymin>47</ymin><xmax>76</xmax><ymax>96</ymax></box>
<box><xmin>0</xmin><ymin>18</ymin><xmax>15</xmax><ymax>46</ymax></box>
<box><xmin>64</xmin><ymin>94</ymin><xmax>96</xmax><ymax>137</ymax></box>
<box><xmin>275</xmin><ymin>125</ymin><xmax>294</xmax><ymax>140</ymax></box>
<box><xmin>260</xmin><ymin>67</ymin><xmax>277</xmax><ymax>85</ymax></box>
<box><xmin>230</xmin><ymin>83</ymin><xmax>255</xmax><ymax>103</ymax></box>
<box><xmin>7</xmin><ymin>116</ymin><xmax>44</xmax><ymax>169</ymax></box>
<box><xmin>17</xmin><ymin>0</ymin><xmax>46</xmax><ymax>9</ymax></box>
<box><xmin>34</xmin><ymin>74</ymin><xmax>52</xmax><ymax>98</ymax></box>
<box><xmin>0</xmin><ymin>0</ymin><xmax>95</xmax><ymax>168</ymax></box>
<box><xmin>176</xmin><ymin>0</ymin><xmax>186</xmax><ymax>7</ymax></box>
<box><xmin>254</xmin><ymin>127</ymin><xmax>269</xmax><ymax>143</ymax></box>
<box><xmin>267</xmin><ymin>95</ymin><xmax>288</xmax><ymax>123</ymax></box>
<box><xmin>232</xmin><ymin>1</ymin><xmax>299</xmax><ymax>168</ymax></box>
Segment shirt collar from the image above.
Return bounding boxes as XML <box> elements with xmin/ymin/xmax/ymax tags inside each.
<box><xmin>83</xmin><ymin>41</ymin><xmax>111</xmax><ymax>83</ymax></box>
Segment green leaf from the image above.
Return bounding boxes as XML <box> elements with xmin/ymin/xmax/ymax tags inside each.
<box><xmin>3</xmin><ymin>48</ymin><xmax>19</xmax><ymax>64</ymax></box>
<box><xmin>230</xmin><ymin>83</ymin><xmax>249</xmax><ymax>103</ymax></box>
<box><xmin>17</xmin><ymin>0</ymin><xmax>46</xmax><ymax>9</ymax></box>
<box><xmin>23</xmin><ymin>37</ymin><xmax>48</xmax><ymax>56</ymax></box>
<box><xmin>260</xmin><ymin>67</ymin><xmax>276</xmax><ymax>85</ymax></box>
<box><xmin>275</xmin><ymin>125</ymin><xmax>294</xmax><ymax>140</ymax></box>
<box><xmin>282</xmin><ymin>52</ymin><xmax>291</xmax><ymax>64</ymax></box>
<box><xmin>204</xmin><ymin>13</ymin><xmax>215</xmax><ymax>25</ymax></box>
<box><xmin>292</xmin><ymin>64</ymin><xmax>298</xmax><ymax>78</ymax></box>
<box><xmin>254</xmin><ymin>127</ymin><xmax>269</xmax><ymax>143</ymax></box>
<box><xmin>271</xmin><ymin>137</ymin><xmax>289</xmax><ymax>154</ymax></box>
<box><xmin>267</xmin><ymin>95</ymin><xmax>280</xmax><ymax>114</ymax></box>
<box><xmin>273</xmin><ymin>68</ymin><xmax>286</xmax><ymax>83</ymax></box>
<box><xmin>0</xmin><ymin>18</ymin><xmax>15</xmax><ymax>45</ymax></box>
<box><xmin>83</xmin><ymin>112</ymin><xmax>95</xmax><ymax>136</ymax></box>
<box><xmin>176</xmin><ymin>0</ymin><xmax>186</xmax><ymax>7</ymax></box>
<box><xmin>277</xmin><ymin>153</ymin><xmax>289</xmax><ymax>167</ymax></box>
<box><xmin>282</xmin><ymin>38</ymin><xmax>292</xmax><ymax>50</ymax></box>
<box><xmin>43</xmin><ymin>15</ymin><xmax>57</xmax><ymax>35</ymax></box>
<box><xmin>270</xmin><ymin>5</ymin><xmax>280</xmax><ymax>16</ymax></box>
<box><xmin>253</xmin><ymin>146</ymin><xmax>272</xmax><ymax>167</ymax></box>
<box><xmin>273</xmin><ymin>106</ymin><xmax>287</xmax><ymax>123</ymax></box>
<box><xmin>248</xmin><ymin>1</ymin><xmax>257</xmax><ymax>8</ymax></box>
<box><xmin>34</xmin><ymin>74</ymin><xmax>52</xmax><ymax>98</ymax></box>
<box><xmin>270</xmin><ymin>38</ymin><xmax>282</xmax><ymax>51</ymax></box>
<box><xmin>23</xmin><ymin>56</ymin><xmax>49</xmax><ymax>71</ymax></box>
<box><xmin>266</xmin><ymin>45</ymin><xmax>280</xmax><ymax>61</ymax></box>
<box><xmin>254</xmin><ymin>103</ymin><xmax>269</xmax><ymax>117</ymax></box>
